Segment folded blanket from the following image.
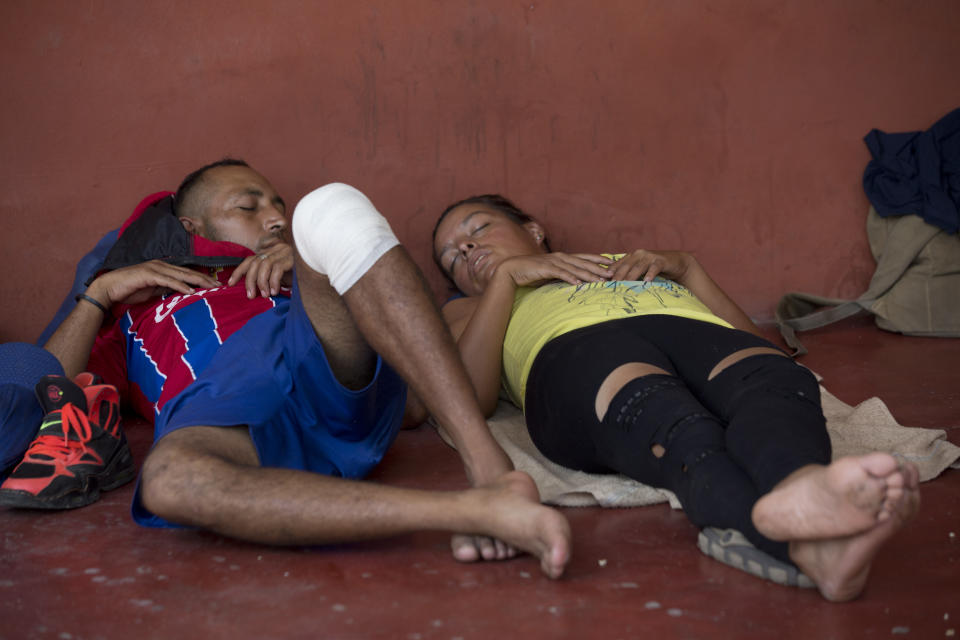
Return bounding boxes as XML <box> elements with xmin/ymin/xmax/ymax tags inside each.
<box><xmin>437</xmin><ymin>383</ymin><xmax>960</xmax><ymax>508</ymax></box>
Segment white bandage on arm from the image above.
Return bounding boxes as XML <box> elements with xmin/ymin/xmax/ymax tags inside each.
<box><xmin>292</xmin><ymin>183</ymin><xmax>400</xmax><ymax>294</ymax></box>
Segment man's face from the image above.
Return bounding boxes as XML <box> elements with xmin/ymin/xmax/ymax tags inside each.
<box><xmin>185</xmin><ymin>165</ymin><xmax>289</xmax><ymax>253</ymax></box>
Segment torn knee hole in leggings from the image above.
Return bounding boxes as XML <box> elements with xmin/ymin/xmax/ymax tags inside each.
<box><xmin>606</xmin><ymin>375</ymin><xmax>722</xmax><ymax>472</ymax></box>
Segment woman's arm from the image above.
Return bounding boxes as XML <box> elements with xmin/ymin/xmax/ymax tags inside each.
<box><xmin>608</xmin><ymin>250</ymin><xmax>763</xmax><ymax>337</ymax></box>
<box><xmin>442</xmin><ymin>275</ymin><xmax>515</xmax><ymax>416</ymax></box>
<box><xmin>443</xmin><ymin>253</ymin><xmax>612</xmax><ymax>416</ymax></box>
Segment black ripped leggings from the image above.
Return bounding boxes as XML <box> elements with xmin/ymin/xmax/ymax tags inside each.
<box><xmin>524</xmin><ymin>315</ymin><xmax>831</xmax><ymax>562</ymax></box>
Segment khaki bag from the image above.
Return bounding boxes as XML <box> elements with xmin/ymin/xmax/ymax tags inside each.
<box><xmin>777</xmin><ymin>207</ymin><xmax>960</xmax><ymax>356</ymax></box>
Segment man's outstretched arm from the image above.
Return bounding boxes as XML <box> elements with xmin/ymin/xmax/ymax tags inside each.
<box><xmin>44</xmin><ymin>261</ymin><xmax>220</xmax><ymax>377</ymax></box>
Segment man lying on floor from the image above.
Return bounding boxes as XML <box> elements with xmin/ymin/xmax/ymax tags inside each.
<box><xmin>0</xmin><ymin>159</ymin><xmax>570</xmax><ymax>579</ymax></box>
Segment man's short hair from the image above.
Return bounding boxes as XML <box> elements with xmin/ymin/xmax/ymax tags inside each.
<box><xmin>173</xmin><ymin>158</ymin><xmax>249</xmax><ymax>221</ymax></box>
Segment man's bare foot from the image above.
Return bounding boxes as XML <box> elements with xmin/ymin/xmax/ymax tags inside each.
<box><xmin>789</xmin><ymin>462</ymin><xmax>920</xmax><ymax>602</ymax></box>
<box><xmin>450</xmin><ymin>471</ymin><xmax>571</xmax><ymax>579</ymax></box>
<box><xmin>752</xmin><ymin>453</ymin><xmax>905</xmax><ymax>541</ymax></box>
<box><xmin>451</xmin><ymin>534</ymin><xmax>518</xmax><ymax>562</ymax></box>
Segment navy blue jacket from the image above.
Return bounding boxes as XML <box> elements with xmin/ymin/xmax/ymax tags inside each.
<box><xmin>863</xmin><ymin>107</ymin><xmax>960</xmax><ymax>234</ymax></box>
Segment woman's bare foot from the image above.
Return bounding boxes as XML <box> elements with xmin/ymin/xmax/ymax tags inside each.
<box><xmin>752</xmin><ymin>453</ymin><xmax>905</xmax><ymax>541</ymax></box>
<box><xmin>450</xmin><ymin>471</ymin><xmax>571</xmax><ymax>579</ymax></box>
<box><xmin>789</xmin><ymin>462</ymin><xmax>920</xmax><ymax>602</ymax></box>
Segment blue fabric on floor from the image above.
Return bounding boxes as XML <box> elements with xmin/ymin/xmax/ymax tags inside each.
<box><xmin>0</xmin><ymin>343</ymin><xmax>64</xmax><ymax>476</ymax></box>
<box><xmin>35</xmin><ymin>228</ymin><xmax>119</xmax><ymax>346</ymax></box>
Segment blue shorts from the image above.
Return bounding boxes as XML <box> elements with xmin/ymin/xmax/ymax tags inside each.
<box><xmin>0</xmin><ymin>343</ymin><xmax>65</xmax><ymax>475</ymax></box>
<box><xmin>132</xmin><ymin>280</ymin><xmax>407</xmax><ymax>527</ymax></box>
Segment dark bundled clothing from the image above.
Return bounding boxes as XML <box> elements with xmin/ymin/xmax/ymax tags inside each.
<box><xmin>863</xmin><ymin>107</ymin><xmax>960</xmax><ymax>234</ymax></box>
<box><xmin>96</xmin><ymin>195</ymin><xmax>244</xmax><ymax>275</ymax></box>
<box><xmin>37</xmin><ymin>192</ymin><xmax>247</xmax><ymax>346</ymax></box>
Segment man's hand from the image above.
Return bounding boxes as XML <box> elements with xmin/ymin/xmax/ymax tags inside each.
<box><xmin>46</xmin><ymin>260</ymin><xmax>220</xmax><ymax>378</ymax></box>
<box><xmin>607</xmin><ymin>249</ymin><xmax>693</xmax><ymax>283</ymax></box>
<box><xmin>86</xmin><ymin>260</ymin><xmax>221</xmax><ymax>308</ymax></box>
<box><xmin>228</xmin><ymin>242</ymin><xmax>294</xmax><ymax>299</ymax></box>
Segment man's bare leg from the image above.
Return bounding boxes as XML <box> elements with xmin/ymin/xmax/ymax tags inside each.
<box><xmin>295</xmin><ymin>246</ymin><xmax>534</xmax><ymax>562</ymax></box>
<box><xmin>292</xmin><ymin>253</ymin><xmax>378</xmax><ymax>389</ymax></box>
<box><xmin>294</xmin><ymin>248</ymin><xmax>512</xmax><ymax>480</ymax></box>
<box><xmin>140</xmin><ymin>426</ymin><xmax>571</xmax><ymax>578</ymax></box>
<box><xmin>750</xmin><ymin>453</ymin><xmax>920</xmax><ymax>601</ymax></box>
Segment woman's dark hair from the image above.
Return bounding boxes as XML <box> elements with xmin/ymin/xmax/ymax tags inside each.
<box><xmin>431</xmin><ymin>194</ymin><xmax>550</xmax><ymax>282</ymax></box>
<box><xmin>173</xmin><ymin>158</ymin><xmax>249</xmax><ymax>219</ymax></box>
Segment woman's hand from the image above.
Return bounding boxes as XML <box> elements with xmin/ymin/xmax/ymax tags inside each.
<box><xmin>495</xmin><ymin>252</ymin><xmax>612</xmax><ymax>288</ymax></box>
<box><xmin>228</xmin><ymin>242</ymin><xmax>294</xmax><ymax>298</ymax></box>
<box><xmin>607</xmin><ymin>250</ymin><xmax>694</xmax><ymax>283</ymax></box>
<box><xmin>609</xmin><ymin>249</ymin><xmax>763</xmax><ymax>336</ymax></box>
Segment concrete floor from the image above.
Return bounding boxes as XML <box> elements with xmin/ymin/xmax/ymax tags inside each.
<box><xmin>2</xmin><ymin>317</ymin><xmax>958</xmax><ymax>640</ymax></box>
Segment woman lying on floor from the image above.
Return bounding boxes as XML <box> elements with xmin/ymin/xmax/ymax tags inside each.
<box><xmin>431</xmin><ymin>194</ymin><xmax>920</xmax><ymax>602</ymax></box>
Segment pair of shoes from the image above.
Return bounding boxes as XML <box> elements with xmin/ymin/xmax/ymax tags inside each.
<box><xmin>0</xmin><ymin>373</ymin><xmax>135</xmax><ymax>510</ymax></box>
<box><xmin>697</xmin><ymin>527</ymin><xmax>815</xmax><ymax>589</ymax></box>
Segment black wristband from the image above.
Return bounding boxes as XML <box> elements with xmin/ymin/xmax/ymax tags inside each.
<box><xmin>75</xmin><ymin>293</ymin><xmax>110</xmax><ymax>319</ymax></box>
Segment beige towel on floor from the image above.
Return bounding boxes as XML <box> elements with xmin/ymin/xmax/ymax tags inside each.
<box><xmin>440</xmin><ymin>383</ymin><xmax>960</xmax><ymax>508</ymax></box>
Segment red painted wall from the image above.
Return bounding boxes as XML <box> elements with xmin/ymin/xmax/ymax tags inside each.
<box><xmin>2</xmin><ymin>1</ymin><xmax>959</xmax><ymax>343</ymax></box>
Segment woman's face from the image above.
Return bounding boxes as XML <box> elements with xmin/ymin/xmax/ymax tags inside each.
<box><xmin>433</xmin><ymin>203</ymin><xmax>545</xmax><ymax>296</ymax></box>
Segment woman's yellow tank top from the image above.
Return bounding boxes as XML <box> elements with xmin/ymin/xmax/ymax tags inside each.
<box><xmin>502</xmin><ymin>276</ymin><xmax>732</xmax><ymax>408</ymax></box>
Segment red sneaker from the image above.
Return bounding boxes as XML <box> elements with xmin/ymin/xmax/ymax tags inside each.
<box><xmin>0</xmin><ymin>375</ymin><xmax>134</xmax><ymax>509</ymax></box>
